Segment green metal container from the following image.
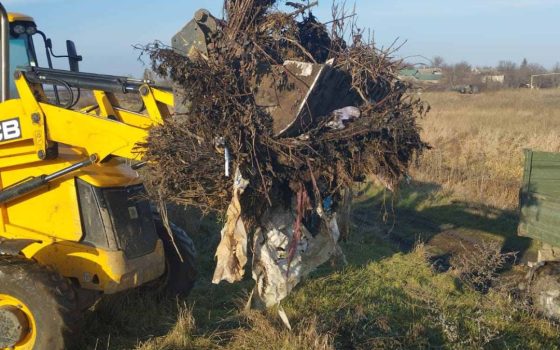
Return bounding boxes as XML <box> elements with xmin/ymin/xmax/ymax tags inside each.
<box><xmin>519</xmin><ymin>149</ymin><xmax>560</xmax><ymax>246</ymax></box>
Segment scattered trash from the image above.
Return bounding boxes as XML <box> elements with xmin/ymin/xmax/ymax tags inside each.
<box><xmin>326</xmin><ymin>106</ymin><xmax>361</xmax><ymax>130</ymax></box>
<box><xmin>251</xmin><ymin>203</ymin><xmax>343</xmax><ymax>307</ymax></box>
<box><xmin>212</xmin><ymin>168</ymin><xmax>249</xmax><ymax>284</ymax></box>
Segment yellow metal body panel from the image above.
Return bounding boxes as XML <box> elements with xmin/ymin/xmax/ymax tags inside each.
<box><xmin>0</xmin><ymin>147</ymin><xmax>142</xmax><ymax>243</ymax></box>
<box><xmin>7</xmin><ymin>13</ymin><xmax>34</xmax><ymax>23</ymax></box>
<box><xmin>14</xmin><ymin>72</ymin><xmax>50</xmax><ymax>160</ymax></box>
<box><xmin>0</xmin><ymin>68</ymin><xmax>174</xmax><ymax>294</ymax></box>
<box><xmin>26</xmin><ymin>240</ymin><xmax>165</xmax><ymax>293</ymax></box>
<box><xmin>3</xmin><ymin>164</ymin><xmax>82</xmax><ymax>242</ymax></box>
<box><xmin>10</xmin><ymin>73</ymin><xmax>153</xmax><ymax>163</ymax></box>
<box><xmin>0</xmin><ymin>148</ymin><xmax>165</xmax><ymax>292</ymax></box>
<box><xmin>140</xmin><ymin>84</ymin><xmax>169</xmax><ymax>124</ymax></box>
<box><xmin>93</xmin><ymin>90</ymin><xmax>117</xmax><ymax>118</ymax></box>
<box><xmin>152</xmin><ymin>88</ymin><xmax>174</xmax><ymax>107</ymax></box>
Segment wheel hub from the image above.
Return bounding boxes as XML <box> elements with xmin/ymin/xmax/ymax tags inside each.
<box><xmin>0</xmin><ymin>305</ymin><xmax>30</xmax><ymax>348</ymax></box>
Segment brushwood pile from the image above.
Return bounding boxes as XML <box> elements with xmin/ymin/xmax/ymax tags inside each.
<box><xmin>140</xmin><ymin>0</ymin><xmax>429</xmax><ymax>306</ymax></box>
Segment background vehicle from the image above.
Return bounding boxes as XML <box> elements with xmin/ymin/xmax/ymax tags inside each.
<box><xmin>451</xmin><ymin>84</ymin><xmax>480</xmax><ymax>94</ymax></box>
<box><xmin>0</xmin><ymin>3</ymin><xmax>196</xmax><ymax>349</ymax></box>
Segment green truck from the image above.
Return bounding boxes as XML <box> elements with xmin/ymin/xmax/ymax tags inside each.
<box><xmin>519</xmin><ymin>149</ymin><xmax>560</xmax><ymax>318</ymax></box>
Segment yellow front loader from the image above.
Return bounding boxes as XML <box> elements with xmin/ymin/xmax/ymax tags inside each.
<box><xmin>0</xmin><ymin>4</ymin><xmax>196</xmax><ymax>349</ymax></box>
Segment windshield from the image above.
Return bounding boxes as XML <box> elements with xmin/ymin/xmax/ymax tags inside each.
<box><xmin>9</xmin><ymin>34</ymin><xmax>34</xmax><ymax>98</ymax></box>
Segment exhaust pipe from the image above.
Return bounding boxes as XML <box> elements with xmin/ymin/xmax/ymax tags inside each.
<box><xmin>0</xmin><ymin>2</ymin><xmax>8</xmax><ymax>102</ymax></box>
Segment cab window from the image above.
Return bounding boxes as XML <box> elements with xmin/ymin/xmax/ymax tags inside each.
<box><xmin>9</xmin><ymin>34</ymin><xmax>34</xmax><ymax>98</ymax></box>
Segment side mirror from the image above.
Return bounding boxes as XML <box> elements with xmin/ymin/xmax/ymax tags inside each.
<box><xmin>66</xmin><ymin>40</ymin><xmax>82</xmax><ymax>72</ymax></box>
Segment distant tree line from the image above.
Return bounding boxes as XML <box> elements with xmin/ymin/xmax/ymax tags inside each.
<box><xmin>427</xmin><ymin>56</ymin><xmax>560</xmax><ymax>90</ymax></box>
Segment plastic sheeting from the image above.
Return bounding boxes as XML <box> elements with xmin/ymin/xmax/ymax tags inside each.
<box><xmin>213</xmin><ymin>170</ymin><xmax>345</xmax><ymax>308</ymax></box>
<box><xmin>251</xmin><ymin>205</ymin><xmax>343</xmax><ymax>308</ymax></box>
<box><xmin>212</xmin><ymin>169</ymin><xmax>250</xmax><ymax>284</ymax></box>
<box><xmin>326</xmin><ymin>106</ymin><xmax>362</xmax><ymax>130</ymax></box>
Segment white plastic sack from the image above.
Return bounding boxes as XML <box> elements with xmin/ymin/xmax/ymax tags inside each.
<box><xmin>251</xmin><ymin>205</ymin><xmax>343</xmax><ymax>308</ymax></box>
<box><xmin>212</xmin><ymin>169</ymin><xmax>249</xmax><ymax>284</ymax></box>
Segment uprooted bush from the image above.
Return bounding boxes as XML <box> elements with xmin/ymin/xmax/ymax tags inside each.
<box><xmin>139</xmin><ymin>0</ymin><xmax>429</xmax><ymax>228</ymax></box>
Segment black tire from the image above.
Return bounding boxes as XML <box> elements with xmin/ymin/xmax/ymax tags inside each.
<box><xmin>0</xmin><ymin>255</ymin><xmax>78</xmax><ymax>350</ymax></box>
<box><xmin>154</xmin><ymin>218</ymin><xmax>197</xmax><ymax>296</ymax></box>
<box><xmin>530</xmin><ymin>262</ymin><xmax>560</xmax><ymax>319</ymax></box>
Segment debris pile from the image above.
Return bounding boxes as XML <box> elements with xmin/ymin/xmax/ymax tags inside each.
<box><xmin>141</xmin><ymin>0</ymin><xmax>429</xmax><ymax>306</ymax></box>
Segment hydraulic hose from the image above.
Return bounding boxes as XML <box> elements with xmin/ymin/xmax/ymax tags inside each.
<box><xmin>0</xmin><ymin>154</ymin><xmax>98</xmax><ymax>204</ymax></box>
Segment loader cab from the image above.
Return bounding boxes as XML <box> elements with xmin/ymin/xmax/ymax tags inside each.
<box><xmin>0</xmin><ymin>8</ymin><xmax>82</xmax><ymax>101</ymax></box>
<box><xmin>0</xmin><ymin>12</ymin><xmax>39</xmax><ymax>100</ymax></box>
<box><xmin>7</xmin><ymin>15</ymin><xmax>39</xmax><ymax>98</ymax></box>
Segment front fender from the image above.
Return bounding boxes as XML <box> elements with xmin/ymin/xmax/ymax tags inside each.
<box><xmin>0</xmin><ymin>239</ymin><xmax>38</xmax><ymax>256</ymax></box>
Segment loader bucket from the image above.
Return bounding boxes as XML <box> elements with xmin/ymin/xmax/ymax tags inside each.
<box><xmin>172</xmin><ymin>9</ymin><xmax>359</xmax><ymax>137</ymax></box>
<box><xmin>253</xmin><ymin>60</ymin><xmax>357</xmax><ymax>137</ymax></box>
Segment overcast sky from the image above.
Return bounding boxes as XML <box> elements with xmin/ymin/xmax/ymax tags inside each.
<box><xmin>3</xmin><ymin>0</ymin><xmax>559</xmax><ymax>76</ymax></box>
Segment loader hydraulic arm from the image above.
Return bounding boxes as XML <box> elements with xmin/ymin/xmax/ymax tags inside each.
<box><xmin>0</xmin><ymin>66</ymin><xmax>173</xmax><ymax>171</ymax></box>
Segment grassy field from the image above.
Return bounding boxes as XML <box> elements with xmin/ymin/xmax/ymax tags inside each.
<box><xmin>75</xmin><ymin>89</ymin><xmax>560</xmax><ymax>349</ymax></box>
<box><xmin>416</xmin><ymin>89</ymin><xmax>560</xmax><ymax>210</ymax></box>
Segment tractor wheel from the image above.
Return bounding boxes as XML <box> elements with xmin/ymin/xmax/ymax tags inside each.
<box><xmin>154</xmin><ymin>218</ymin><xmax>198</xmax><ymax>297</ymax></box>
<box><xmin>530</xmin><ymin>262</ymin><xmax>560</xmax><ymax>319</ymax></box>
<box><xmin>0</xmin><ymin>255</ymin><xmax>78</xmax><ymax>350</ymax></box>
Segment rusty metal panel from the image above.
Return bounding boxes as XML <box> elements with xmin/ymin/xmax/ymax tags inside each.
<box><xmin>254</xmin><ymin>60</ymin><xmax>358</xmax><ymax>137</ymax></box>
<box><xmin>519</xmin><ymin>149</ymin><xmax>560</xmax><ymax>247</ymax></box>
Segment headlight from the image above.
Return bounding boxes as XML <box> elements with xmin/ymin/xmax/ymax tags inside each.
<box><xmin>26</xmin><ymin>26</ymin><xmax>37</xmax><ymax>35</ymax></box>
<box><xmin>12</xmin><ymin>24</ymin><xmax>25</xmax><ymax>35</ymax></box>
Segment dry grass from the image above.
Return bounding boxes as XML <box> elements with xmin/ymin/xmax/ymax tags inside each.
<box><xmin>222</xmin><ymin>312</ymin><xmax>333</xmax><ymax>350</ymax></box>
<box><xmin>413</xmin><ymin>89</ymin><xmax>560</xmax><ymax>209</ymax></box>
<box><xmin>136</xmin><ymin>307</ymin><xmax>332</xmax><ymax>350</ymax></box>
<box><xmin>135</xmin><ymin>304</ymin><xmax>203</xmax><ymax>350</ymax></box>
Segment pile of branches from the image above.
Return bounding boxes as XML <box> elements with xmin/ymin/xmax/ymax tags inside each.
<box><xmin>141</xmin><ymin>0</ymin><xmax>429</xmax><ymax>226</ymax></box>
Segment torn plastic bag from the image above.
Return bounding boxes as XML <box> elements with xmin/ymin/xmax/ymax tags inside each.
<box><xmin>251</xmin><ymin>204</ymin><xmax>344</xmax><ymax>308</ymax></box>
<box><xmin>326</xmin><ymin>106</ymin><xmax>362</xmax><ymax>130</ymax></box>
<box><xmin>212</xmin><ymin>168</ymin><xmax>249</xmax><ymax>284</ymax></box>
